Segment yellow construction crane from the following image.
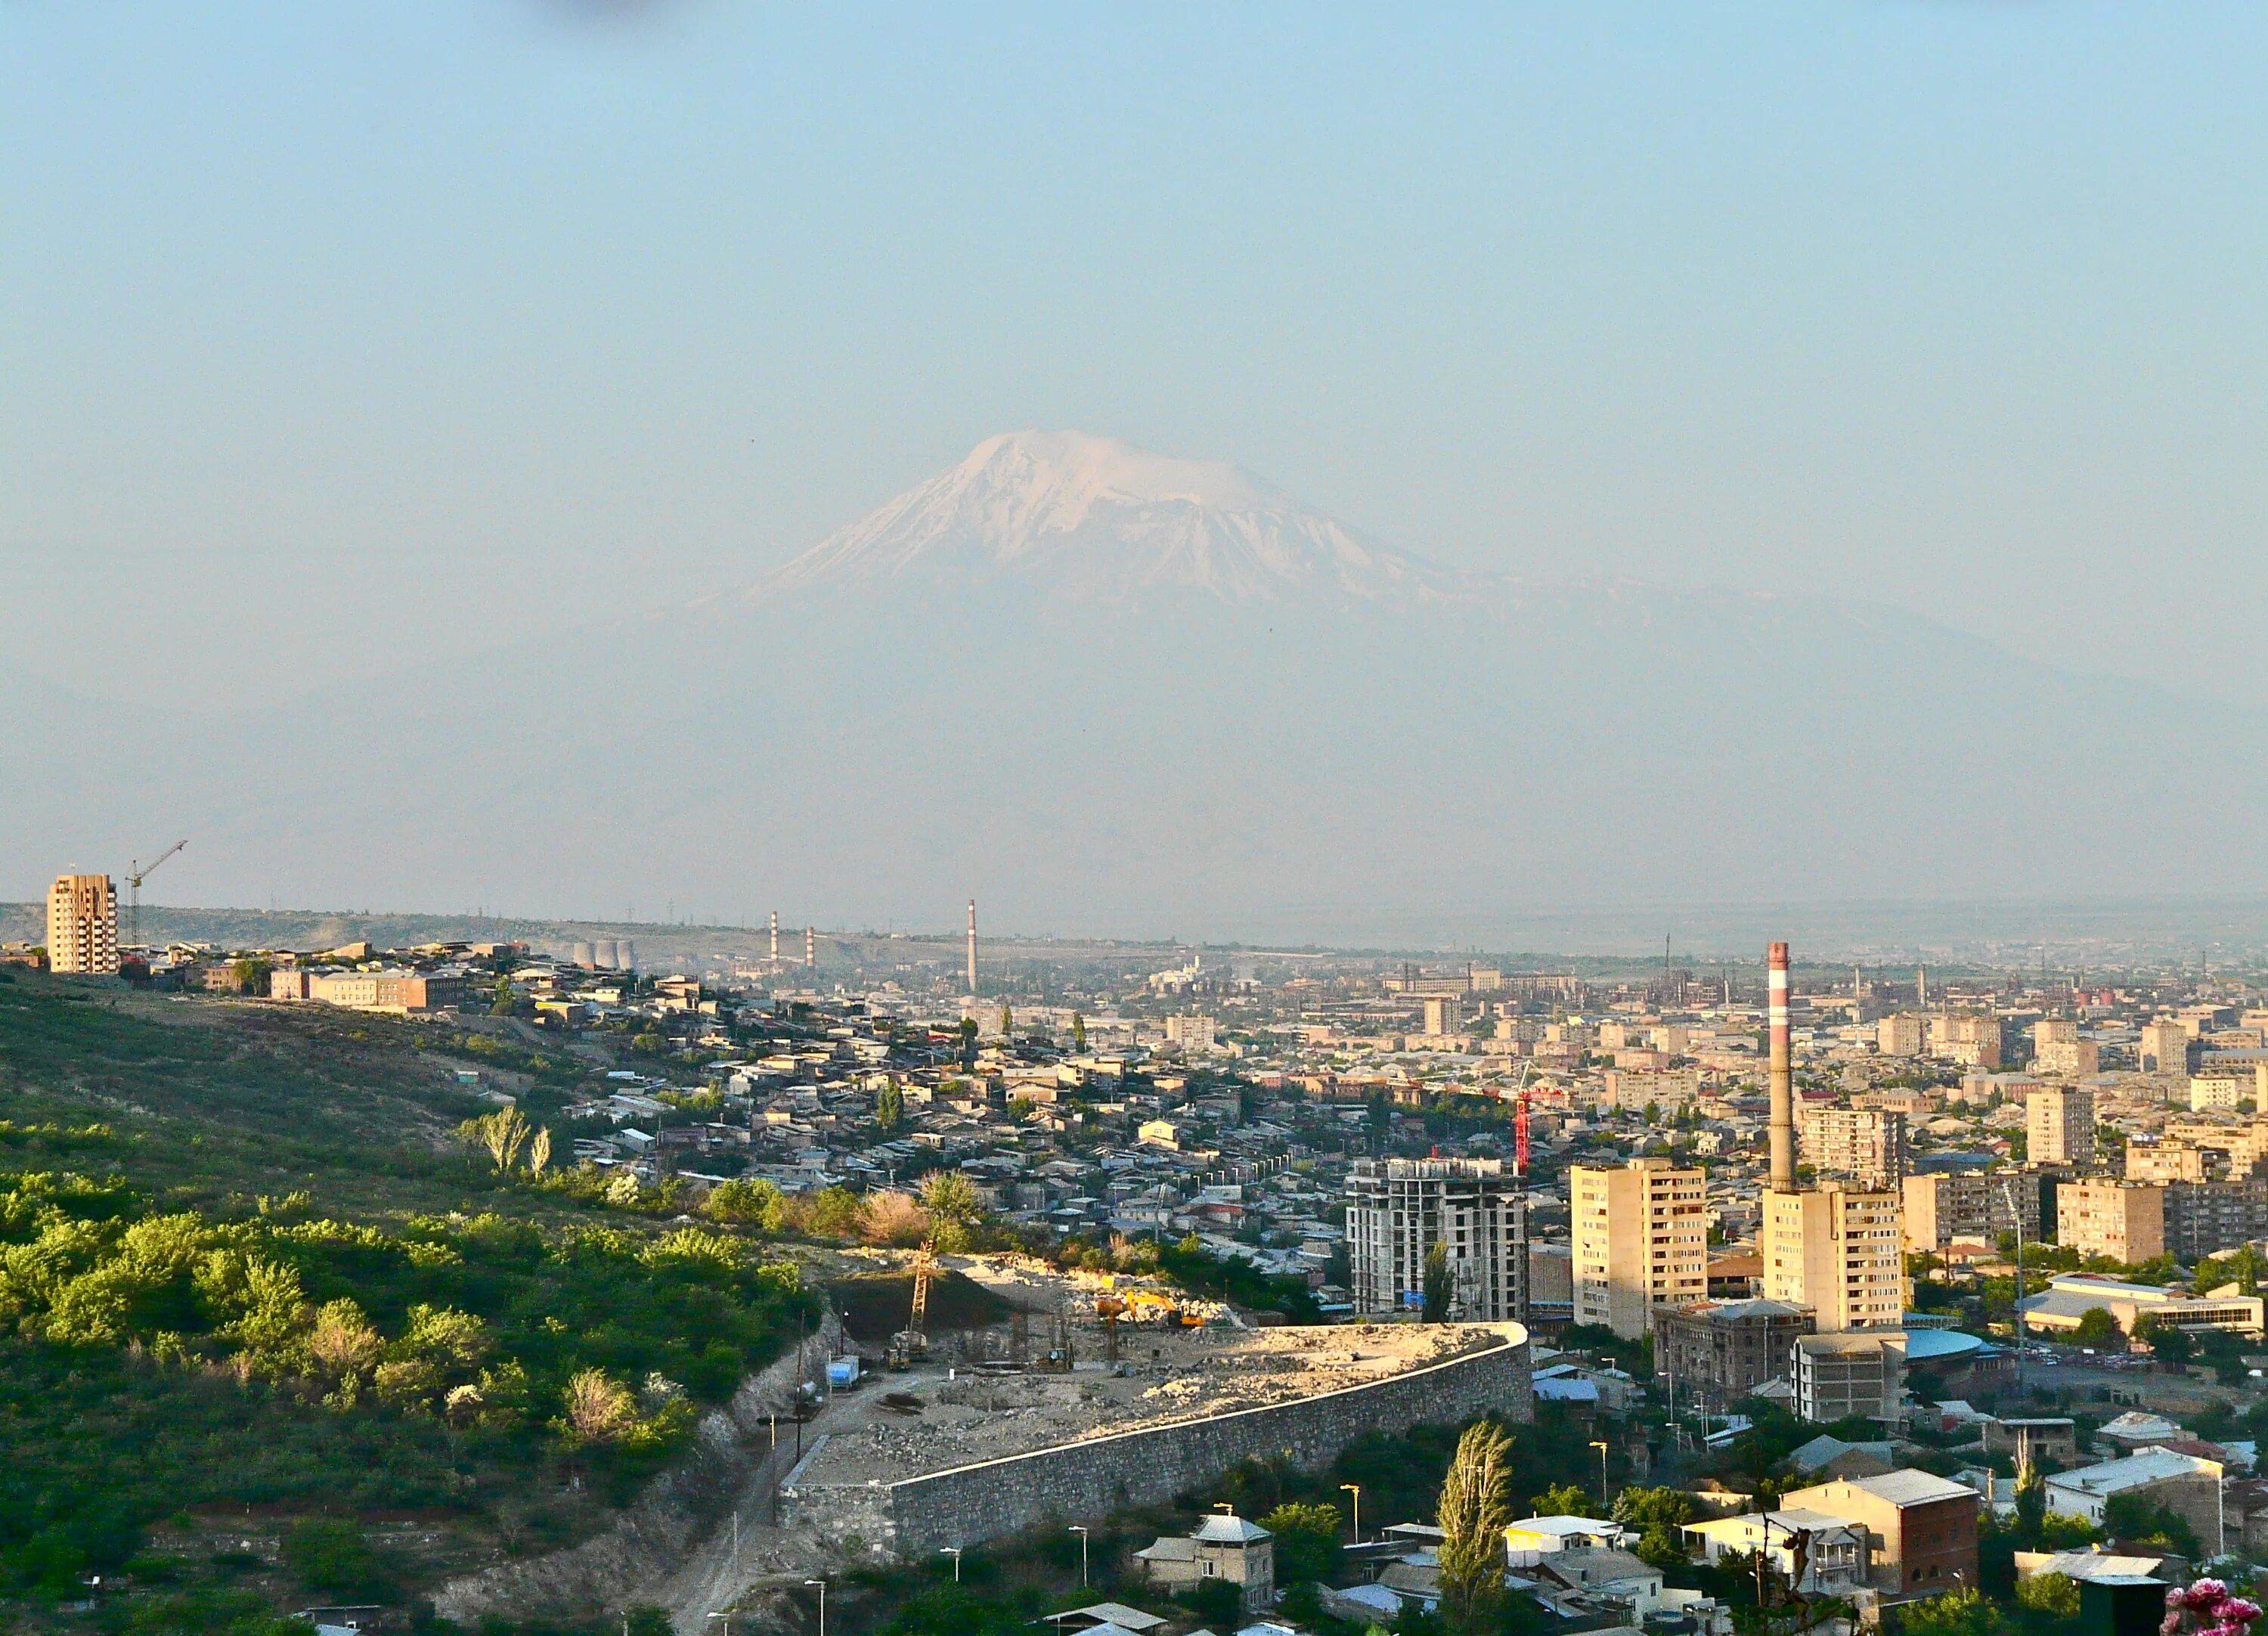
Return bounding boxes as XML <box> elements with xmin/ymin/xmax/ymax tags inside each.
<box><xmin>125</xmin><ymin>840</ymin><xmax>187</xmax><ymax>951</ymax></box>
<box><xmin>890</xmin><ymin>1240</ymin><xmax>939</xmax><ymax>1367</ymax></box>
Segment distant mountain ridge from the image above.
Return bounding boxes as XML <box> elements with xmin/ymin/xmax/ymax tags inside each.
<box><xmin>10</xmin><ymin>429</ymin><xmax>2268</xmax><ymax>943</ymax></box>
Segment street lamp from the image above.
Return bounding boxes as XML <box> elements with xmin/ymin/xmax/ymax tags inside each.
<box><xmin>804</xmin><ymin>1578</ymin><xmax>827</xmax><ymax>1636</ymax></box>
<box><xmin>1068</xmin><ymin>1524</ymin><xmax>1091</xmax><ymax>1587</ymax></box>
<box><xmin>1591</xmin><ymin>1439</ymin><xmax>1610</xmax><ymax>1511</ymax></box>
<box><xmin>940</xmin><ymin>1547</ymin><xmax>962</xmax><ymax>1582</ymax></box>
<box><xmin>1340</xmin><ymin>1483</ymin><xmax>1363</xmax><ymax>1545</ymax></box>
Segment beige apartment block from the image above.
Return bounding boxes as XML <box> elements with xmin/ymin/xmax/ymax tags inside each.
<box><xmin>2139</xmin><ymin>1021</ymin><xmax>2192</xmax><ymax>1076</ymax></box>
<box><xmin>2191</xmin><ymin>1075</ymin><xmax>2249</xmax><ymax>1114</ymax></box>
<box><xmin>1572</xmin><ymin>1157</ymin><xmax>1709</xmax><ymax>1340</ymax></box>
<box><xmin>1762</xmin><ymin>1185</ymin><xmax>1907</xmax><ymax>1331</ymax></box>
<box><xmin>1603</xmin><ymin>1068</ymin><xmax>1701</xmax><ymax>1113</ymax></box>
<box><xmin>2034</xmin><ymin>1018</ymin><xmax>2080</xmax><ymax>1049</ymax></box>
<box><xmin>2027</xmin><ymin>1086</ymin><xmax>2096</xmax><ymax>1166</ymax></box>
<box><xmin>1902</xmin><ymin>1170</ymin><xmax>2042</xmax><ymax>1254</ymax></box>
<box><xmin>45</xmin><ymin>874</ymin><xmax>119</xmax><ymax>975</ymax></box>
<box><xmin>2034</xmin><ymin>1040</ymin><xmax>2102</xmax><ymax>1078</ymax></box>
<box><xmin>1878</xmin><ymin>1014</ymin><xmax>1926</xmax><ymax>1058</ymax></box>
<box><xmin>1798</xmin><ymin>1107</ymin><xmax>1911</xmax><ymax>1189</ymax></box>
<box><xmin>1929</xmin><ymin>1014</ymin><xmax>2004</xmax><ymax>1069</ymax></box>
<box><xmin>2124</xmin><ymin>1142</ymin><xmax>2219</xmax><ymax>1184</ymax></box>
<box><xmin>2056</xmin><ymin>1179</ymin><xmax>2166</xmax><ymax>1263</ymax></box>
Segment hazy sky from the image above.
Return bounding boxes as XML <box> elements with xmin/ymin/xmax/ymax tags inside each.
<box><xmin>7</xmin><ymin>3</ymin><xmax>2265</xmax><ymax>705</ymax></box>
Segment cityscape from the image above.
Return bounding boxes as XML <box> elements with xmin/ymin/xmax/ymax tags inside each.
<box><xmin>14</xmin><ymin>875</ymin><xmax>2268</xmax><ymax>1633</ymax></box>
<box><xmin>10</xmin><ymin>6</ymin><xmax>2268</xmax><ymax>1636</ymax></box>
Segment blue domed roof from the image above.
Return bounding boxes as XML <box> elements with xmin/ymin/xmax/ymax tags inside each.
<box><xmin>1904</xmin><ymin>1328</ymin><xmax>1985</xmax><ymax>1361</ymax></box>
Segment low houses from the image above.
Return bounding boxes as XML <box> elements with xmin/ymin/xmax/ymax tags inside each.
<box><xmin>1503</xmin><ymin>1515</ymin><xmax>1631</xmax><ymax>1560</ymax></box>
<box><xmin>1134</xmin><ymin>1512</ymin><xmax>1274</xmax><ymax>1611</ymax></box>
<box><xmin>1984</xmin><ymin>1417</ymin><xmax>2081</xmax><ymax>1468</ymax></box>
<box><xmin>1681</xmin><ymin>1509</ymin><xmax>1871</xmax><ymax>1597</ymax></box>
<box><xmin>2044</xmin><ymin>1449</ymin><xmax>2223</xmax><ymax>1550</ymax></box>
<box><xmin>1781</xmin><ymin>1470</ymin><xmax>1979</xmax><ymax>1596</ymax></box>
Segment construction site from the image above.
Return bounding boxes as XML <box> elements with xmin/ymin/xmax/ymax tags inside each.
<box><xmin>804</xmin><ymin>1253</ymin><xmax>1507</xmax><ymax>1485</ymax></box>
<box><xmin>774</xmin><ymin>1251</ymin><xmax>1532</xmax><ymax>1560</ymax></box>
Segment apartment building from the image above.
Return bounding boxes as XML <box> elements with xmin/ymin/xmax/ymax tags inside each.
<box><xmin>2056</xmin><ymin>1179</ymin><xmax>2165</xmax><ymax>1263</ymax></box>
<box><xmin>1651</xmin><ymin>1297</ymin><xmax>1814</xmax><ymax>1400</ymax></box>
<box><xmin>1929</xmin><ymin>1014</ymin><xmax>2004</xmax><ymax>1069</ymax></box>
<box><xmin>1901</xmin><ymin>1170</ymin><xmax>2043</xmax><ymax>1254</ymax></box>
<box><xmin>1346</xmin><ymin>1157</ymin><xmax>1527</xmax><ymax>1322</ymax></box>
<box><xmin>2191</xmin><ymin>1074</ymin><xmax>2249</xmax><ymax>1114</ymax></box>
<box><xmin>1761</xmin><ymin>1185</ymin><xmax>1907</xmax><ymax>1331</ymax></box>
<box><xmin>2166</xmin><ymin>1179</ymin><xmax>2268</xmax><ymax>1261</ymax></box>
<box><xmin>1571</xmin><ymin>1157</ymin><xmax>1709</xmax><ymax>1340</ymax></box>
<box><xmin>2034</xmin><ymin>1040</ymin><xmax>2102</xmax><ymax>1078</ymax></box>
<box><xmin>2027</xmin><ymin>1086</ymin><xmax>2096</xmax><ymax>1166</ymax></box>
<box><xmin>45</xmin><ymin>873</ymin><xmax>119</xmax><ymax>976</ymax></box>
<box><xmin>1603</xmin><ymin>1068</ymin><xmax>1701</xmax><ymax>1114</ymax></box>
<box><xmin>1877</xmin><ymin>1015</ymin><xmax>1926</xmax><ymax>1058</ymax></box>
<box><xmin>1797</xmin><ymin>1107</ymin><xmax>1910</xmax><ymax>1188</ymax></box>
<box><xmin>2139</xmin><ymin>1021</ymin><xmax>2193</xmax><ymax>1076</ymax></box>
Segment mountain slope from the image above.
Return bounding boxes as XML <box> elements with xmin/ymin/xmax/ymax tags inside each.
<box><xmin>7</xmin><ymin>432</ymin><xmax>2266</xmax><ymax>943</ymax></box>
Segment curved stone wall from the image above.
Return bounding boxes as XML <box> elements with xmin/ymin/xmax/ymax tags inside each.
<box><xmin>782</xmin><ymin>1321</ymin><xmax>1530</xmax><ymax>1559</ymax></box>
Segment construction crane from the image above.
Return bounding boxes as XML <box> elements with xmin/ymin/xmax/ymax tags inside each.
<box><xmin>889</xmin><ymin>1240</ymin><xmax>939</xmax><ymax>1367</ymax></box>
<box><xmin>125</xmin><ymin>839</ymin><xmax>187</xmax><ymax>951</ymax></box>
<box><xmin>1510</xmin><ymin>1058</ymin><xmax>1536</xmax><ymax>1176</ymax></box>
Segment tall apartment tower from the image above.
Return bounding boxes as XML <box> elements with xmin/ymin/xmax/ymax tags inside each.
<box><xmin>1346</xmin><ymin>1157</ymin><xmax>1528</xmax><ymax>1323</ymax></box>
<box><xmin>2026</xmin><ymin>1086</ymin><xmax>2096</xmax><ymax>1166</ymax></box>
<box><xmin>1569</xmin><ymin>1157</ymin><xmax>1709</xmax><ymax>1340</ymax></box>
<box><xmin>46</xmin><ymin>874</ymin><xmax>119</xmax><ymax>975</ymax></box>
<box><xmin>1761</xmin><ymin>1185</ymin><xmax>1907</xmax><ymax>1331</ymax></box>
<box><xmin>1798</xmin><ymin>1107</ymin><xmax>1911</xmax><ymax>1189</ymax></box>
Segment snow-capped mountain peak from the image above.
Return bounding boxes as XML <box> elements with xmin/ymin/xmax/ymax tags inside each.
<box><xmin>755</xmin><ymin>429</ymin><xmax>1455</xmax><ymax>604</ymax></box>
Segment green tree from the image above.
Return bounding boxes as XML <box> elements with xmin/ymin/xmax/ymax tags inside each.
<box><xmin>1902</xmin><ymin>1588</ymin><xmax>2012</xmax><ymax>1636</ymax></box>
<box><xmin>2071</xmin><ymin>1306</ymin><xmax>2124</xmax><ymax>1349</ymax></box>
<box><xmin>490</xmin><ymin>974</ymin><xmax>516</xmax><ymax>1016</ymax></box>
<box><xmin>457</xmin><ymin>1107</ymin><xmax>533</xmax><ymax>1172</ymax></box>
<box><xmin>2017</xmin><ymin>1572</ymin><xmax>2080</xmax><ymax>1619</ymax></box>
<box><xmin>1533</xmin><ymin>1483</ymin><xmax>1593</xmax><ymax>1518</ymax></box>
<box><xmin>998</xmin><ymin>1002</ymin><xmax>1014</xmax><ymax>1038</ymax></box>
<box><xmin>1438</xmin><ymin>1421</ymin><xmax>1516</xmax><ymax>1631</ymax></box>
<box><xmin>1422</xmin><ymin>1240</ymin><xmax>1455</xmax><ymax>1323</ymax></box>
<box><xmin>1071</xmin><ymin>1012</ymin><xmax>1087</xmax><ymax>1051</ymax></box>
<box><xmin>1613</xmin><ymin>1486</ymin><xmax>1698</xmax><ymax>1567</ymax></box>
<box><xmin>2101</xmin><ymin>1493</ymin><xmax>2201</xmax><ymax>1559</ymax></box>
<box><xmin>704</xmin><ymin>1176</ymin><xmax>785</xmax><ymax>1229</ymax></box>
<box><xmin>1261</xmin><ymin>1501</ymin><xmax>1346</xmax><ymax>1586</ymax></box>
<box><xmin>2132</xmin><ymin>1313</ymin><xmax>2193</xmax><ymax>1364</ymax></box>
<box><xmin>877</xmin><ymin>1080</ymin><xmax>906</xmax><ymax>1129</ymax></box>
<box><xmin>282</xmin><ymin>1517</ymin><xmax>390</xmax><ymax>1599</ymax></box>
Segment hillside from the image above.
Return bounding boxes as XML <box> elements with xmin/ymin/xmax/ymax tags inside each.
<box><xmin>0</xmin><ymin>971</ymin><xmax>818</xmax><ymax>1634</ymax></box>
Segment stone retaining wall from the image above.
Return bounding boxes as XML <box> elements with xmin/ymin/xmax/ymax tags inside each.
<box><xmin>782</xmin><ymin>1322</ymin><xmax>1530</xmax><ymax>1560</ymax></box>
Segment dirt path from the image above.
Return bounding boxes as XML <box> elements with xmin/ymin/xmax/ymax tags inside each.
<box><xmin>657</xmin><ymin>1392</ymin><xmax>860</xmax><ymax>1634</ymax></box>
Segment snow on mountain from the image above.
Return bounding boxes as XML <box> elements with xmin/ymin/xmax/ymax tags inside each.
<box><xmin>751</xmin><ymin>429</ymin><xmax>1464</xmax><ymax>604</ymax></box>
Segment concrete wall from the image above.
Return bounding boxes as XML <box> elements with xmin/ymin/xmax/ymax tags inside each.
<box><xmin>782</xmin><ymin>1322</ymin><xmax>1530</xmax><ymax>1560</ymax></box>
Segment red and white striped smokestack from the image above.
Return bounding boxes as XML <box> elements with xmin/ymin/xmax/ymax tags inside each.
<box><xmin>1768</xmin><ymin>940</ymin><xmax>1796</xmax><ymax>1191</ymax></box>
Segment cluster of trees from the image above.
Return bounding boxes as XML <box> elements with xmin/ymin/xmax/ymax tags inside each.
<box><xmin>702</xmin><ymin>1167</ymin><xmax>988</xmax><ymax>1248</ymax></box>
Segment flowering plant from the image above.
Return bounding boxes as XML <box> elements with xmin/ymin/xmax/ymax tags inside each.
<box><xmin>2164</xmin><ymin>1578</ymin><xmax>2264</xmax><ymax>1636</ymax></box>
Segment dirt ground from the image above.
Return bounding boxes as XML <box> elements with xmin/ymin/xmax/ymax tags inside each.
<box><xmin>789</xmin><ymin>1252</ymin><xmax>1500</xmax><ymax>1486</ymax></box>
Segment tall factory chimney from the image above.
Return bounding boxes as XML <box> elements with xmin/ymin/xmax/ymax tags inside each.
<box><xmin>966</xmin><ymin>900</ymin><xmax>978</xmax><ymax>995</ymax></box>
<box><xmin>1768</xmin><ymin>941</ymin><xmax>1796</xmax><ymax>1192</ymax></box>
<box><xmin>805</xmin><ymin>925</ymin><xmax>816</xmax><ymax>968</ymax></box>
<box><xmin>769</xmin><ymin>910</ymin><xmax>778</xmax><ymax>963</ymax></box>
